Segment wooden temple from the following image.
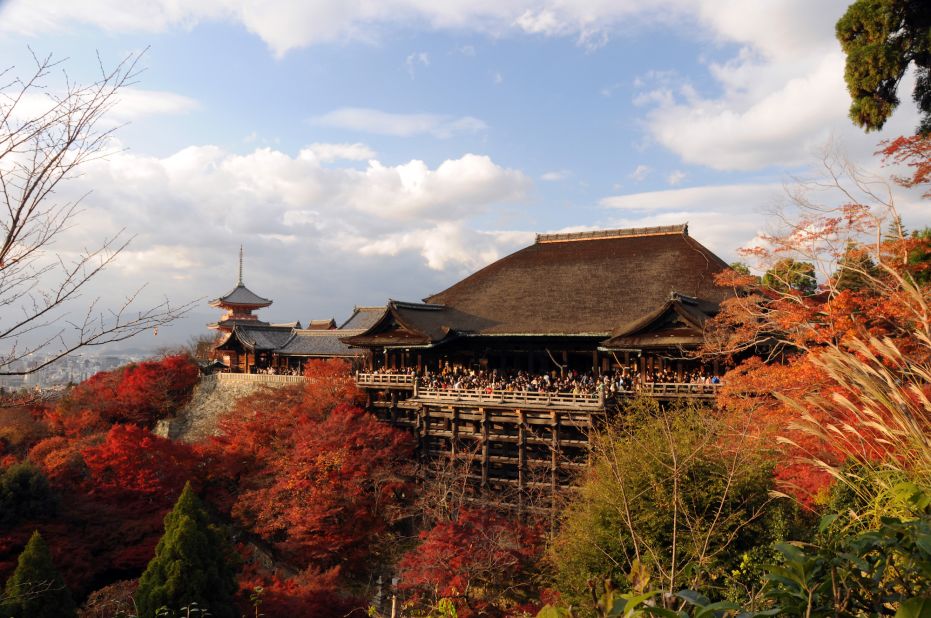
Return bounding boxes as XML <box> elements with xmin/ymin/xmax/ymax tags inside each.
<box><xmin>209</xmin><ymin>226</ymin><xmax>735</xmax><ymax>509</ymax></box>
<box><xmin>343</xmin><ymin>224</ymin><xmax>731</xmax><ymax>378</ymax></box>
<box><xmin>339</xmin><ymin>224</ymin><xmax>734</xmax><ymax>510</ymax></box>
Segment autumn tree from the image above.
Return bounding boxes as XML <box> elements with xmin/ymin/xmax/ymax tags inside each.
<box><xmin>836</xmin><ymin>0</ymin><xmax>931</xmax><ymax>133</ymax></box>
<box><xmin>703</xmin><ymin>141</ymin><xmax>931</xmax><ymax>507</ymax></box>
<box><xmin>1</xmin><ymin>531</ymin><xmax>75</xmax><ymax>618</ymax></box>
<box><xmin>135</xmin><ymin>483</ymin><xmax>238</xmax><ymax>618</ymax></box>
<box><xmin>549</xmin><ymin>398</ymin><xmax>792</xmax><ymax>609</ymax></box>
<box><xmin>0</xmin><ymin>50</ymin><xmax>194</xmax><ymax>376</ymax></box>
<box><xmin>761</xmin><ymin>258</ymin><xmax>817</xmax><ymax>294</ymax></box>
<box><xmin>399</xmin><ymin>508</ymin><xmax>543</xmax><ymax>616</ymax></box>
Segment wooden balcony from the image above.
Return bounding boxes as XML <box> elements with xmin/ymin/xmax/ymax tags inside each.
<box><xmin>636</xmin><ymin>382</ymin><xmax>720</xmax><ymax>398</ymax></box>
<box><xmin>414</xmin><ymin>386</ymin><xmax>604</xmax><ymax>410</ymax></box>
<box><xmin>217</xmin><ymin>372</ymin><xmax>306</xmax><ymax>385</ymax></box>
<box><xmin>354</xmin><ymin>373</ymin><xmax>721</xmax><ymax>407</ymax></box>
<box><xmin>354</xmin><ymin>372</ymin><xmax>416</xmax><ymax>389</ymax></box>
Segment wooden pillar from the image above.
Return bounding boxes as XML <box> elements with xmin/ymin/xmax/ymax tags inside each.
<box><xmin>677</xmin><ymin>359</ymin><xmax>683</xmax><ymax>382</ymax></box>
<box><xmin>415</xmin><ymin>402</ymin><xmax>424</xmax><ymax>464</ymax></box>
<box><xmin>517</xmin><ymin>409</ymin><xmax>526</xmax><ymax>512</ymax></box>
<box><xmin>480</xmin><ymin>408</ymin><xmax>489</xmax><ymax>488</ymax></box>
<box><xmin>422</xmin><ymin>403</ymin><xmax>430</xmax><ymax>463</ymax></box>
<box><xmin>550</xmin><ymin>410</ymin><xmax>560</xmax><ymax>494</ymax></box>
<box><xmin>561</xmin><ymin>351</ymin><xmax>568</xmax><ymax>374</ymax></box>
<box><xmin>592</xmin><ymin>350</ymin><xmax>599</xmax><ymax>374</ymax></box>
<box><xmin>451</xmin><ymin>407</ymin><xmax>459</xmax><ymax>460</ymax></box>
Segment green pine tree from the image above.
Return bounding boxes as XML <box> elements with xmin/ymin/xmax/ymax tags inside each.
<box><xmin>1</xmin><ymin>531</ymin><xmax>76</xmax><ymax>618</ymax></box>
<box><xmin>134</xmin><ymin>482</ymin><xmax>238</xmax><ymax>618</ymax></box>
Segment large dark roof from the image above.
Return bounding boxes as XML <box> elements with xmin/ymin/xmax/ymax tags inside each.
<box><xmin>425</xmin><ymin>224</ymin><xmax>730</xmax><ymax>336</ymax></box>
<box><xmin>209</xmin><ymin>283</ymin><xmax>272</xmax><ymax>308</ymax></box>
<box><xmin>343</xmin><ymin>224</ymin><xmax>733</xmax><ymax>347</ymax></box>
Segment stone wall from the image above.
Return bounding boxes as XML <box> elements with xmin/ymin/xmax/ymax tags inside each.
<box><xmin>154</xmin><ymin>374</ymin><xmax>296</xmax><ymax>443</ymax></box>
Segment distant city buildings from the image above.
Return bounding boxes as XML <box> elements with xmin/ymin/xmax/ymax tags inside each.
<box><xmin>1</xmin><ymin>352</ymin><xmax>142</xmax><ymax>392</ymax></box>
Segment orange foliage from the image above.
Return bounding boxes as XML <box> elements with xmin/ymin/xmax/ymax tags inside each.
<box><xmin>59</xmin><ymin>354</ymin><xmax>199</xmax><ymax>426</ymax></box>
<box><xmin>399</xmin><ymin>508</ymin><xmax>543</xmax><ymax>617</ymax></box>
<box><xmin>206</xmin><ymin>358</ymin><xmax>412</xmax><ymax>577</ymax></box>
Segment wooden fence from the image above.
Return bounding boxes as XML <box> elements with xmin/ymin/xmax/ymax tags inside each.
<box><xmin>217</xmin><ymin>372</ymin><xmax>306</xmax><ymax>385</ymax></box>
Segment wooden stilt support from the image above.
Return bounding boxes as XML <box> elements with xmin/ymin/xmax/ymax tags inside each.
<box><xmin>480</xmin><ymin>407</ymin><xmax>489</xmax><ymax>488</ymax></box>
<box><xmin>517</xmin><ymin>409</ymin><xmax>526</xmax><ymax>513</ymax></box>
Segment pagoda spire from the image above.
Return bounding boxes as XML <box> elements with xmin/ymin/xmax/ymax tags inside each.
<box><xmin>238</xmin><ymin>245</ymin><xmax>243</xmax><ymax>286</ymax></box>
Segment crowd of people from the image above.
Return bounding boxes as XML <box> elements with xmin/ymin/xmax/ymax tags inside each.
<box><xmin>252</xmin><ymin>365</ymin><xmax>303</xmax><ymax>376</ymax></box>
<box><xmin>369</xmin><ymin>364</ymin><xmax>722</xmax><ymax>396</ymax></box>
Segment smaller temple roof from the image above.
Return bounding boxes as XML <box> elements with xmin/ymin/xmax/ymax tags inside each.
<box><xmin>277</xmin><ymin>329</ymin><xmax>365</xmax><ymax>357</ymax></box>
<box><xmin>209</xmin><ymin>284</ymin><xmax>273</xmax><ymax>308</ymax></box>
<box><xmin>209</xmin><ymin>246</ymin><xmax>273</xmax><ymax>308</ymax></box>
<box><xmin>340</xmin><ymin>301</ymin><xmax>458</xmax><ymax>348</ymax></box>
<box><xmin>600</xmin><ymin>293</ymin><xmax>719</xmax><ymax>350</ymax></box>
<box><xmin>339</xmin><ymin>306</ymin><xmax>386</xmax><ymax>330</ymax></box>
<box><xmin>225</xmin><ymin>324</ymin><xmax>293</xmax><ymax>351</ymax></box>
<box><xmin>307</xmin><ymin>319</ymin><xmax>337</xmax><ymax>330</ymax></box>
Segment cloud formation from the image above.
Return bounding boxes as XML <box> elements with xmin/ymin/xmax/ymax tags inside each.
<box><xmin>311</xmin><ymin>107</ymin><xmax>487</xmax><ymax>138</ymax></box>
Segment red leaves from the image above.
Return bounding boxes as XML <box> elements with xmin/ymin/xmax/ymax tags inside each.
<box><xmin>60</xmin><ymin>354</ymin><xmax>199</xmax><ymax>426</ymax></box>
<box><xmin>82</xmin><ymin>424</ymin><xmax>197</xmax><ymax>501</ymax></box>
<box><xmin>880</xmin><ymin>135</ymin><xmax>931</xmax><ymax>196</ymax></box>
<box><xmin>399</xmin><ymin>508</ymin><xmax>542</xmax><ymax>616</ymax></box>
<box><xmin>206</xmin><ymin>358</ymin><xmax>412</xmax><ymax>576</ymax></box>
<box><xmin>224</xmin><ymin>400</ymin><xmax>412</xmax><ymax>571</ymax></box>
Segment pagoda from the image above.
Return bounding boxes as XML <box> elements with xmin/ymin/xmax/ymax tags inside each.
<box><xmin>208</xmin><ymin>247</ymin><xmax>272</xmax><ymax>334</ymax></box>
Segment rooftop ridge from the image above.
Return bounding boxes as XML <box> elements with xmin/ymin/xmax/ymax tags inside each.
<box><xmin>536</xmin><ymin>223</ymin><xmax>688</xmax><ymax>244</ymax></box>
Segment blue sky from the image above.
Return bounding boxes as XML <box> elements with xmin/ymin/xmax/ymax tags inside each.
<box><xmin>0</xmin><ymin>0</ymin><xmax>925</xmax><ymax>351</ymax></box>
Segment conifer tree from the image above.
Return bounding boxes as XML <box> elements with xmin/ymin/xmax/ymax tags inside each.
<box><xmin>1</xmin><ymin>531</ymin><xmax>76</xmax><ymax>618</ymax></box>
<box><xmin>134</xmin><ymin>482</ymin><xmax>238</xmax><ymax>618</ymax></box>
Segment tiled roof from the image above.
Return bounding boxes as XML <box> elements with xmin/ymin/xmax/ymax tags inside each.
<box><xmin>277</xmin><ymin>329</ymin><xmax>365</xmax><ymax>357</ymax></box>
<box><xmin>231</xmin><ymin>325</ymin><xmax>293</xmax><ymax>351</ymax></box>
<box><xmin>339</xmin><ymin>306</ymin><xmax>386</xmax><ymax>330</ymax></box>
<box><xmin>209</xmin><ymin>284</ymin><xmax>272</xmax><ymax>307</ymax></box>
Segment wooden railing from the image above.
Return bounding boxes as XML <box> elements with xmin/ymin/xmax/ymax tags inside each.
<box><xmin>636</xmin><ymin>382</ymin><xmax>720</xmax><ymax>398</ymax></box>
<box><xmin>354</xmin><ymin>372</ymin><xmax>416</xmax><ymax>389</ymax></box>
<box><xmin>217</xmin><ymin>372</ymin><xmax>306</xmax><ymax>385</ymax></box>
<box><xmin>414</xmin><ymin>386</ymin><xmax>604</xmax><ymax>409</ymax></box>
<box><xmin>353</xmin><ymin>373</ymin><xmax>722</xmax><ymax>403</ymax></box>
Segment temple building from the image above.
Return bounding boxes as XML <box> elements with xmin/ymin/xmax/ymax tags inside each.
<box><xmin>209</xmin><ymin>248</ymin><xmax>379</xmax><ymax>372</ymax></box>
<box><xmin>208</xmin><ymin>226</ymin><xmax>736</xmax><ymax>507</ymax></box>
<box><xmin>343</xmin><ymin>224</ymin><xmax>732</xmax><ymax>381</ymax></box>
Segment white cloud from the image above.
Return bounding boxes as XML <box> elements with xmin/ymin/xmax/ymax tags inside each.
<box><xmin>600</xmin><ymin>183</ymin><xmax>784</xmax><ymax>212</ymax></box>
<box><xmin>405</xmin><ymin>51</ymin><xmax>430</xmax><ymax>78</ymax></box>
<box><xmin>75</xmin><ymin>144</ymin><xmax>530</xmax><ymax>268</ymax></box>
<box><xmin>540</xmin><ymin>169</ymin><xmax>570</xmax><ymax>182</ymax></box>
<box><xmin>0</xmin><ymin>0</ymin><xmax>781</xmax><ymax>57</ymax></box>
<box><xmin>493</xmin><ymin>71</ymin><xmax>504</xmax><ymax>85</ymax></box>
<box><xmin>629</xmin><ymin>164</ymin><xmax>651</xmax><ymax>182</ymax></box>
<box><xmin>9</xmin><ymin>88</ymin><xmax>197</xmax><ymax>124</ymax></box>
<box><xmin>311</xmin><ymin>107</ymin><xmax>487</xmax><ymax>138</ymax></box>
<box><xmin>303</xmin><ymin>142</ymin><xmax>375</xmax><ymax>162</ymax></box>
<box><xmin>666</xmin><ymin>170</ymin><xmax>685</xmax><ymax>186</ymax></box>
<box><xmin>598</xmin><ymin>183</ymin><xmax>790</xmax><ymax>262</ymax></box>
